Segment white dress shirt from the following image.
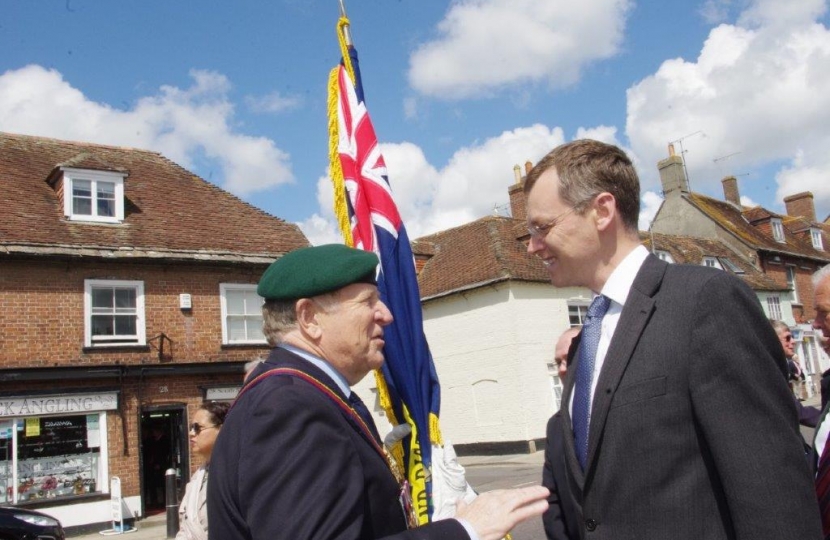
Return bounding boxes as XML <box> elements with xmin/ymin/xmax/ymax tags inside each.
<box><xmin>570</xmin><ymin>245</ymin><xmax>650</xmax><ymax>420</ymax></box>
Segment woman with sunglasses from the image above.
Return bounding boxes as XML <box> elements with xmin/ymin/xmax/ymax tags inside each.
<box><xmin>177</xmin><ymin>401</ymin><xmax>230</xmax><ymax>540</ymax></box>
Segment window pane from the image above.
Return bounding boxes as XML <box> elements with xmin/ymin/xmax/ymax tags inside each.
<box><xmin>73</xmin><ymin>197</ymin><xmax>92</xmax><ymax>215</ymax></box>
<box><xmin>97</xmin><ymin>182</ymin><xmax>115</xmax><ymax>198</ymax></box>
<box><xmin>228</xmin><ymin>318</ymin><xmax>246</xmax><ymax>341</ymax></box>
<box><xmin>91</xmin><ymin>288</ymin><xmax>113</xmax><ymax>309</ymax></box>
<box><xmin>73</xmin><ymin>180</ymin><xmax>91</xmax><ymax>198</ymax></box>
<box><xmin>246</xmin><ymin>316</ymin><xmax>265</xmax><ymax>341</ymax></box>
<box><xmin>97</xmin><ymin>198</ymin><xmax>115</xmax><ymax>217</ymax></box>
<box><xmin>91</xmin><ymin>315</ymin><xmax>114</xmax><ymax>336</ymax></box>
<box><xmin>114</xmin><ymin>315</ymin><xmax>137</xmax><ymax>336</ymax></box>
<box><xmin>114</xmin><ymin>288</ymin><xmax>136</xmax><ymax>309</ymax></box>
<box><xmin>226</xmin><ymin>291</ymin><xmax>245</xmax><ymax>315</ymax></box>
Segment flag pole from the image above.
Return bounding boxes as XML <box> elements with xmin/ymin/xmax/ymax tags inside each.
<box><xmin>338</xmin><ymin>0</ymin><xmax>352</xmax><ymax>46</ymax></box>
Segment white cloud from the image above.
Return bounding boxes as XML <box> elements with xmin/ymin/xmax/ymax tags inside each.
<box><xmin>625</xmin><ymin>1</ymin><xmax>830</xmax><ymax>217</ymax></box>
<box><xmin>740</xmin><ymin>195</ymin><xmax>758</xmax><ymax>207</ymax></box>
<box><xmin>300</xmin><ymin>124</ymin><xmax>567</xmax><ymax>242</ymax></box>
<box><xmin>245</xmin><ymin>91</ymin><xmax>302</xmax><ymax>114</ymax></box>
<box><xmin>408</xmin><ymin>0</ymin><xmax>633</xmax><ymax>99</ymax></box>
<box><xmin>0</xmin><ymin>65</ymin><xmax>293</xmax><ymax>196</ymax></box>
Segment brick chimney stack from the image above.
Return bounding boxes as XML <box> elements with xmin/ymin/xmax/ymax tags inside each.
<box><xmin>721</xmin><ymin>176</ymin><xmax>740</xmax><ymax>206</ymax></box>
<box><xmin>657</xmin><ymin>143</ymin><xmax>689</xmax><ymax>197</ymax></box>
<box><xmin>784</xmin><ymin>192</ymin><xmax>816</xmax><ymax>222</ymax></box>
<box><xmin>508</xmin><ymin>163</ymin><xmax>528</xmax><ymax>222</ymax></box>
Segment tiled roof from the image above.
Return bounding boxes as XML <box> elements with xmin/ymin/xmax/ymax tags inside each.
<box><xmin>414</xmin><ymin>216</ymin><xmax>550</xmax><ymax>299</ymax></box>
<box><xmin>413</xmin><ymin>215</ymin><xmax>784</xmax><ymax>299</ymax></box>
<box><xmin>686</xmin><ymin>193</ymin><xmax>830</xmax><ymax>263</ymax></box>
<box><xmin>0</xmin><ymin>132</ymin><xmax>309</xmax><ymax>260</ymax></box>
<box><xmin>642</xmin><ymin>231</ymin><xmax>786</xmax><ymax>291</ymax></box>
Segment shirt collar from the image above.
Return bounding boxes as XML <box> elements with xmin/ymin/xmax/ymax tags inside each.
<box><xmin>278</xmin><ymin>343</ymin><xmax>352</xmax><ymax>397</ymax></box>
<box><xmin>599</xmin><ymin>244</ymin><xmax>650</xmax><ymax>307</ymax></box>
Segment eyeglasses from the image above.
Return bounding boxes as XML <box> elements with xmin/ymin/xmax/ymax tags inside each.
<box><xmin>527</xmin><ymin>206</ymin><xmax>579</xmax><ymax>240</ymax></box>
<box><xmin>784</xmin><ymin>335</ymin><xmax>794</xmax><ymax>342</ymax></box>
<box><xmin>189</xmin><ymin>423</ymin><xmax>218</xmax><ymax>435</ymax></box>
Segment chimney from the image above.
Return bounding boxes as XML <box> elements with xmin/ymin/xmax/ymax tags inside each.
<box><xmin>784</xmin><ymin>192</ymin><xmax>816</xmax><ymax>222</ymax></box>
<box><xmin>657</xmin><ymin>143</ymin><xmax>689</xmax><ymax>196</ymax></box>
<box><xmin>721</xmin><ymin>176</ymin><xmax>740</xmax><ymax>206</ymax></box>
<box><xmin>508</xmin><ymin>164</ymin><xmax>527</xmax><ymax>222</ymax></box>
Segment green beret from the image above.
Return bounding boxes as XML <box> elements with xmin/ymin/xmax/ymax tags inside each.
<box><xmin>257</xmin><ymin>244</ymin><xmax>379</xmax><ymax>301</ymax></box>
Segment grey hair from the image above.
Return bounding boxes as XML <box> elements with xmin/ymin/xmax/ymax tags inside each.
<box><xmin>813</xmin><ymin>264</ymin><xmax>830</xmax><ymax>288</ymax></box>
<box><xmin>262</xmin><ymin>299</ymin><xmax>299</xmax><ymax>347</ymax></box>
<box><xmin>769</xmin><ymin>319</ymin><xmax>790</xmax><ymax>334</ymax></box>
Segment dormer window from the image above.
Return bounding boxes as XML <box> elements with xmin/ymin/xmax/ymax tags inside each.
<box><xmin>812</xmin><ymin>228</ymin><xmax>824</xmax><ymax>251</ymax></box>
<box><xmin>703</xmin><ymin>257</ymin><xmax>722</xmax><ymax>269</ymax></box>
<box><xmin>655</xmin><ymin>250</ymin><xmax>674</xmax><ymax>263</ymax></box>
<box><xmin>62</xmin><ymin>168</ymin><xmax>125</xmax><ymax>223</ymax></box>
<box><xmin>771</xmin><ymin>218</ymin><xmax>785</xmax><ymax>243</ymax></box>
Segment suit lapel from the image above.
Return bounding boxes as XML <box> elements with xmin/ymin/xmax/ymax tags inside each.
<box><xmin>584</xmin><ymin>255</ymin><xmax>665</xmax><ymax>473</ymax></box>
<box><xmin>560</xmin><ymin>333</ymin><xmax>585</xmax><ymax>490</ymax></box>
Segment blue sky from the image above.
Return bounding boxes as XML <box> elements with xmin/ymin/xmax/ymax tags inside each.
<box><xmin>3</xmin><ymin>0</ymin><xmax>829</xmax><ymax>245</ymax></box>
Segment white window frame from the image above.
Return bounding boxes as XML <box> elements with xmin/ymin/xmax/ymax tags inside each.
<box><xmin>568</xmin><ymin>302</ymin><xmax>589</xmax><ymax>327</ymax></box>
<box><xmin>703</xmin><ymin>257</ymin><xmax>722</xmax><ymax>269</ymax></box>
<box><xmin>84</xmin><ymin>280</ymin><xmax>146</xmax><ymax>347</ymax></box>
<box><xmin>655</xmin><ymin>250</ymin><xmax>674</xmax><ymax>263</ymax></box>
<box><xmin>220</xmin><ymin>284</ymin><xmax>266</xmax><ymax>345</ymax></box>
<box><xmin>771</xmin><ymin>218</ymin><xmax>785</xmax><ymax>243</ymax></box>
<box><xmin>786</xmin><ymin>266</ymin><xmax>799</xmax><ymax>303</ymax></box>
<box><xmin>62</xmin><ymin>167</ymin><xmax>126</xmax><ymax>223</ymax></box>
<box><xmin>812</xmin><ymin>228</ymin><xmax>824</xmax><ymax>251</ymax></box>
<box><xmin>767</xmin><ymin>295</ymin><xmax>783</xmax><ymax>320</ymax></box>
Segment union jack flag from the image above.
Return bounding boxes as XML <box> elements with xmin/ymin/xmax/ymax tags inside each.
<box><xmin>330</xmin><ymin>42</ymin><xmax>441</xmax><ymax>524</ymax></box>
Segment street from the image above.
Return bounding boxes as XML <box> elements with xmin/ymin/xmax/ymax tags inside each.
<box><xmin>465</xmin><ymin>456</ymin><xmax>546</xmax><ymax>540</ymax></box>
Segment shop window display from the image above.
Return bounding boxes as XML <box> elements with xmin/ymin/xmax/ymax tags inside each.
<box><xmin>0</xmin><ymin>414</ymin><xmax>104</xmax><ymax>504</ymax></box>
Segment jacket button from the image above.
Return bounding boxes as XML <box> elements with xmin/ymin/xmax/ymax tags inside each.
<box><xmin>585</xmin><ymin>518</ymin><xmax>597</xmax><ymax>531</ymax></box>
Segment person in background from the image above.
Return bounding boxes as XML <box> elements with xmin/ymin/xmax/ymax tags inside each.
<box><xmin>542</xmin><ymin>327</ymin><xmax>581</xmax><ymax>540</ymax></box>
<box><xmin>770</xmin><ymin>319</ymin><xmax>820</xmax><ymax>427</ymax></box>
<box><xmin>177</xmin><ymin>401</ymin><xmax>230</xmax><ymax>540</ymax></box>
<box><xmin>242</xmin><ymin>358</ymin><xmax>264</xmax><ymax>382</ymax></box>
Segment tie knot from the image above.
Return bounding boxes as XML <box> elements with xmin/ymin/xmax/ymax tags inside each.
<box><xmin>587</xmin><ymin>294</ymin><xmax>610</xmax><ymax>319</ymax></box>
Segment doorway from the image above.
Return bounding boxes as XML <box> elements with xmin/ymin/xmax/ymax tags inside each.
<box><xmin>140</xmin><ymin>405</ymin><xmax>189</xmax><ymax>515</ymax></box>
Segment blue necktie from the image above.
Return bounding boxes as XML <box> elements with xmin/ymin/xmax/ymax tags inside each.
<box><xmin>573</xmin><ymin>294</ymin><xmax>610</xmax><ymax>470</ymax></box>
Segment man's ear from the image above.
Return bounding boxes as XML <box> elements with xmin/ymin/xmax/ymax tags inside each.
<box><xmin>295</xmin><ymin>298</ymin><xmax>323</xmax><ymax>340</ymax></box>
<box><xmin>593</xmin><ymin>192</ymin><xmax>617</xmax><ymax>232</ymax></box>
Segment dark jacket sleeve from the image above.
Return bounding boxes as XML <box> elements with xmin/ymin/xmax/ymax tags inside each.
<box><xmin>688</xmin><ymin>273</ymin><xmax>822</xmax><ymax>539</ymax></box>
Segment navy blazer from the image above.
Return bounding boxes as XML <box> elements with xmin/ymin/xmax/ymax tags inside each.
<box><xmin>208</xmin><ymin>347</ymin><xmax>468</xmax><ymax>540</ymax></box>
<box><xmin>542</xmin><ymin>412</ymin><xmax>580</xmax><ymax>540</ymax></box>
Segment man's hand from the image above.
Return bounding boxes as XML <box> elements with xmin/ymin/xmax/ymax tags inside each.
<box><xmin>456</xmin><ymin>485</ymin><xmax>549</xmax><ymax>540</ymax></box>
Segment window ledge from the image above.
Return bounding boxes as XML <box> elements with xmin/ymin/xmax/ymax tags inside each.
<box><xmin>220</xmin><ymin>343</ymin><xmax>270</xmax><ymax>350</ymax></box>
<box><xmin>83</xmin><ymin>345</ymin><xmax>151</xmax><ymax>353</ymax></box>
<box><xmin>15</xmin><ymin>491</ymin><xmax>109</xmax><ymax>509</ymax></box>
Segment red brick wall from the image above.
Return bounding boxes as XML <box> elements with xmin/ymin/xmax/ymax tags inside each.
<box><xmin>0</xmin><ymin>258</ymin><xmax>271</xmax><ymax>367</ymax></box>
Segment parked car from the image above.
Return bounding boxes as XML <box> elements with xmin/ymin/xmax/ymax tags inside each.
<box><xmin>0</xmin><ymin>506</ymin><xmax>65</xmax><ymax>540</ymax></box>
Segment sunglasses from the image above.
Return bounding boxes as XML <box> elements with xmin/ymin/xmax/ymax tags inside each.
<box><xmin>189</xmin><ymin>423</ymin><xmax>218</xmax><ymax>435</ymax></box>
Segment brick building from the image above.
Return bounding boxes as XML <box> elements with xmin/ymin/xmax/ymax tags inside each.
<box><xmin>0</xmin><ymin>132</ymin><xmax>308</xmax><ymax>532</ymax></box>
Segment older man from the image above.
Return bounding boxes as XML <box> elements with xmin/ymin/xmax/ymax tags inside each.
<box><xmin>524</xmin><ymin>139</ymin><xmax>820</xmax><ymax>539</ymax></box>
<box><xmin>207</xmin><ymin>244</ymin><xmax>547</xmax><ymax>540</ymax></box>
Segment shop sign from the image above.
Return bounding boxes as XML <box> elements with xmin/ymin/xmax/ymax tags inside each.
<box><xmin>0</xmin><ymin>392</ymin><xmax>118</xmax><ymax>417</ymax></box>
<box><xmin>204</xmin><ymin>386</ymin><xmax>241</xmax><ymax>401</ymax></box>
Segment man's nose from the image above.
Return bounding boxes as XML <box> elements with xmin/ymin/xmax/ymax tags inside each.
<box><xmin>376</xmin><ymin>301</ymin><xmax>394</xmax><ymax>326</ymax></box>
<box><xmin>527</xmin><ymin>234</ymin><xmax>543</xmax><ymax>255</ymax></box>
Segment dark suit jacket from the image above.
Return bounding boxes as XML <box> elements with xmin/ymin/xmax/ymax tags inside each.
<box><xmin>542</xmin><ymin>412</ymin><xmax>579</xmax><ymax>540</ymax></box>
<box><xmin>207</xmin><ymin>347</ymin><xmax>468</xmax><ymax>540</ymax></box>
<box><xmin>559</xmin><ymin>254</ymin><xmax>822</xmax><ymax>540</ymax></box>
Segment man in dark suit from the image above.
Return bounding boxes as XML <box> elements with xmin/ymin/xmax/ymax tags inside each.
<box><xmin>524</xmin><ymin>139</ymin><xmax>821</xmax><ymax>539</ymax></box>
<box><xmin>810</xmin><ymin>264</ymin><xmax>830</xmax><ymax>537</ymax></box>
<box><xmin>542</xmin><ymin>328</ymin><xmax>581</xmax><ymax>540</ymax></box>
<box><xmin>207</xmin><ymin>244</ymin><xmax>548</xmax><ymax>540</ymax></box>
